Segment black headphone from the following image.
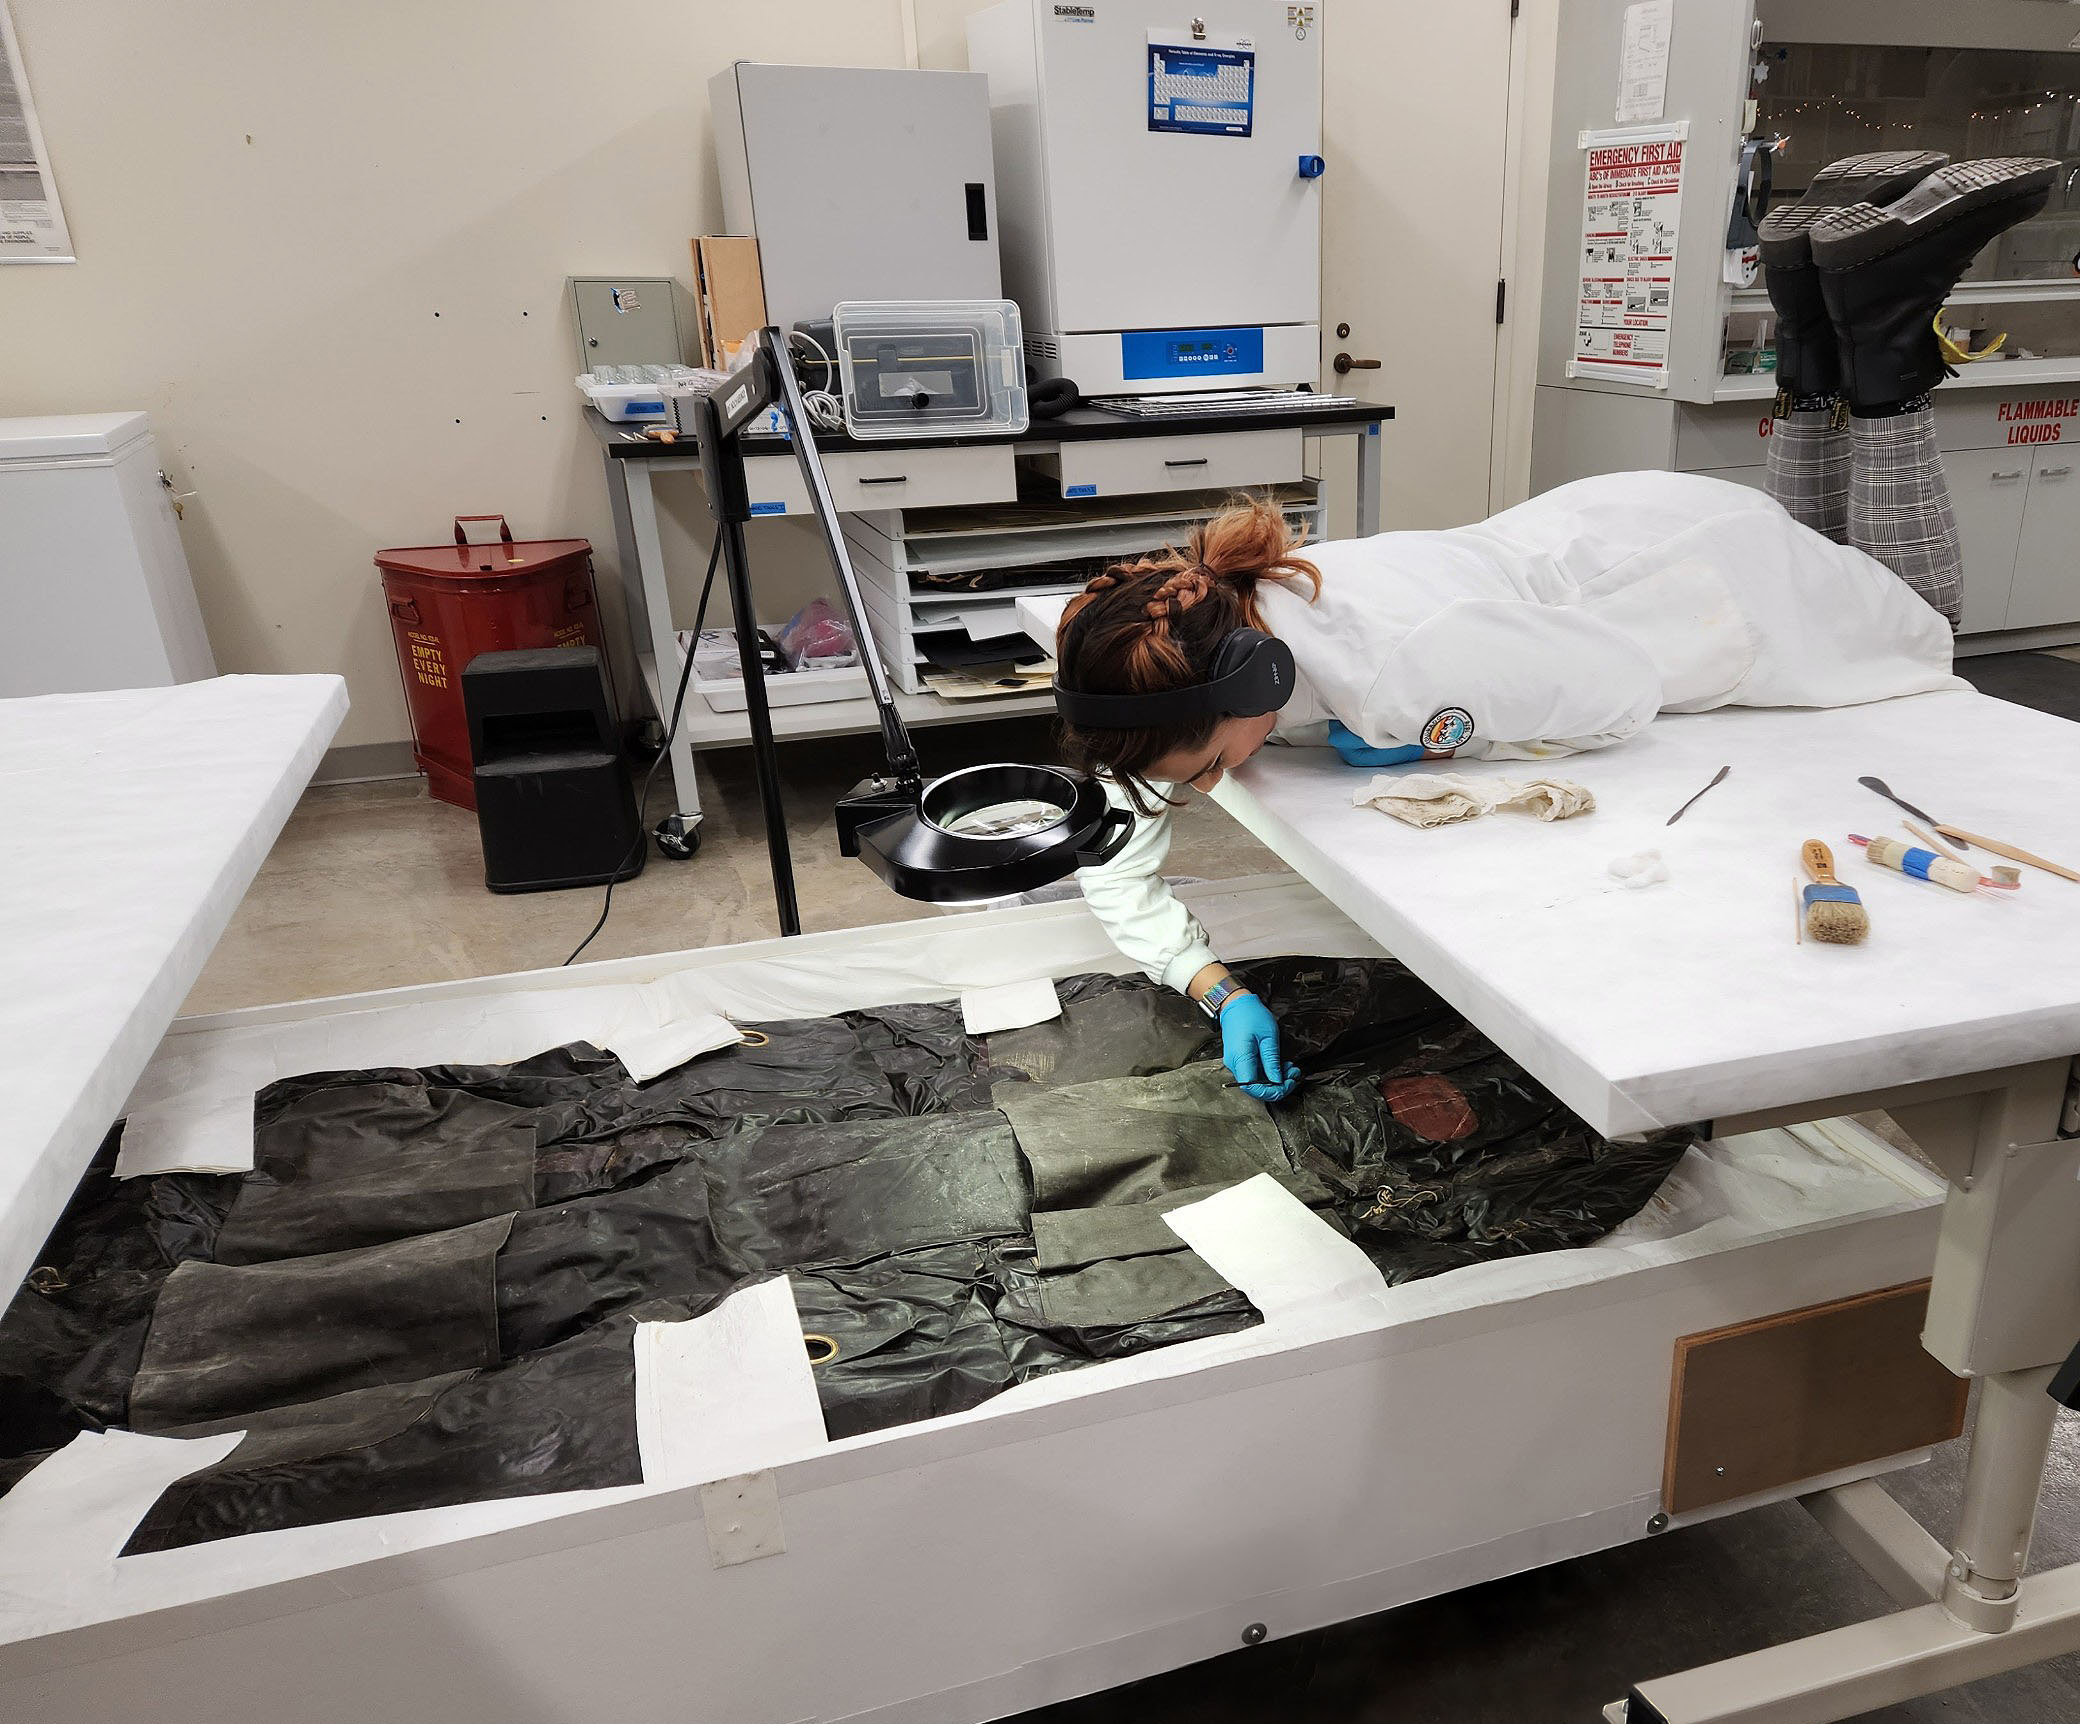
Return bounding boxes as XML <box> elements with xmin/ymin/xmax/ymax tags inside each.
<box><xmin>1053</xmin><ymin>624</ymin><xmax>1296</xmax><ymax>730</ymax></box>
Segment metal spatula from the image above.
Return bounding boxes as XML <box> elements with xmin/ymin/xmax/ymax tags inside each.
<box><xmin>1859</xmin><ymin>776</ymin><xmax>1968</xmax><ymax>850</ymax></box>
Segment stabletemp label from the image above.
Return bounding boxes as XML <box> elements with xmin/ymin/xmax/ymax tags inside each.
<box><xmin>1570</xmin><ymin>124</ymin><xmax>1687</xmax><ymax>388</ymax></box>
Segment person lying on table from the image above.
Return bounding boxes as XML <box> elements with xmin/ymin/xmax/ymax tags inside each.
<box><xmin>1054</xmin><ymin>472</ymin><xmax>1956</xmax><ymax>1101</ymax></box>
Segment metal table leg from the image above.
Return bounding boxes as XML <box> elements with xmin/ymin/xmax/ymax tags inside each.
<box><xmin>617</xmin><ymin>460</ymin><xmax>703</xmax><ymax>837</ymax></box>
<box><xmin>1354</xmin><ymin>420</ymin><xmax>1384</xmax><ymax>538</ymax></box>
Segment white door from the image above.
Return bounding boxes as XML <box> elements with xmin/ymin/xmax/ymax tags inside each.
<box><xmin>1947</xmin><ymin>449</ymin><xmax>2030</xmax><ymax>635</ymax></box>
<box><xmin>2001</xmin><ymin>455</ymin><xmax>2080</xmax><ymax>631</ymax></box>
<box><xmin>1321</xmin><ymin>1</ymin><xmax>1516</xmax><ymax>531</ymax></box>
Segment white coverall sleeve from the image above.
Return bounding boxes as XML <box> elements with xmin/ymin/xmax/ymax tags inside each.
<box><xmin>1074</xmin><ymin>779</ymin><xmax>1218</xmax><ymax>995</ymax></box>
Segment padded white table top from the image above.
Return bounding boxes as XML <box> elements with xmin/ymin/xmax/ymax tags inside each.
<box><xmin>1215</xmin><ymin>688</ymin><xmax>2080</xmax><ymax>1136</ymax></box>
<box><xmin>0</xmin><ymin>675</ymin><xmax>345</xmax><ymax>1297</ymax></box>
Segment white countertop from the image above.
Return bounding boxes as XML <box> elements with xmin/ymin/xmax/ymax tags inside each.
<box><xmin>0</xmin><ymin>674</ymin><xmax>346</xmax><ymax>1296</ymax></box>
<box><xmin>1215</xmin><ymin>688</ymin><xmax>2080</xmax><ymax>1135</ymax></box>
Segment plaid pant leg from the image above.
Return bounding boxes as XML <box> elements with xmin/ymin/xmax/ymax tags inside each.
<box><xmin>1764</xmin><ymin>410</ymin><xmax>1850</xmax><ymax>545</ymax></box>
<box><xmin>1849</xmin><ymin>407</ymin><xmax>1963</xmax><ymax>630</ymax></box>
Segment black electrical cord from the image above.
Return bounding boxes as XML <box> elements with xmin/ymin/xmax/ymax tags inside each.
<box><xmin>564</xmin><ymin>534</ymin><xmax>723</xmax><ymax>966</ymax></box>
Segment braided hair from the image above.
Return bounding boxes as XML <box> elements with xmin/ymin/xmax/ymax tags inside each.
<box><xmin>1057</xmin><ymin>495</ymin><xmax>1319</xmax><ymax>812</ymax></box>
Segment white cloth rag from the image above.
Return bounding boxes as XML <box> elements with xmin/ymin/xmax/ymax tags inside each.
<box><xmin>1352</xmin><ymin>772</ymin><xmax>1596</xmax><ymax>828</ymax></box>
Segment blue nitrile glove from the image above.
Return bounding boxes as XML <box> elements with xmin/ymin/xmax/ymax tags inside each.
<box><xmin>1220</xmin><ymin>992</ymin><xmax>1298</xmax><ymax>1102</ymax></box>
<box><xmin>1326</xmin><ymin>718</ymin><xmax>1427</xmax><ymax>769</ymax></box>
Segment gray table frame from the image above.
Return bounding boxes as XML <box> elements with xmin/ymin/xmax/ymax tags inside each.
<box><xmin>1210</xmin><ymin>756</ymin><xmax>2080</xmax><ymax>1724</ymax></box>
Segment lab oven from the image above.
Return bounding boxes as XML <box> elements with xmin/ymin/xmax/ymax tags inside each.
<box><xmin>967</xmin><ymin>0</ymin><xmax>1325</xmax><ymax>395</ymax></box>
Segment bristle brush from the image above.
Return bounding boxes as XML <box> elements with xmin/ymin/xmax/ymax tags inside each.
<box><xmin>1848</xmin><ymin>835</ymin><xmax>2020</xmax><ymax>895</ymax></box>
<box><xmin>1801</xmin><ymin>840</ymin><xmax>1870</xmax><ymax>944</ymax></box>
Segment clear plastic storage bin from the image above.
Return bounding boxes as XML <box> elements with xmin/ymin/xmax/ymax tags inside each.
<box><xmin>831</xmin><ymin>300</ymin><xmax>1029</xmax><ymax>439</ymax></box>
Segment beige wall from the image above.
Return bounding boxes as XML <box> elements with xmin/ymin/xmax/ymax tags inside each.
<box><xmin>1</xmin><ymin>0</ymin><xmax>1536</xmax><ymax>757</ymax></box>
<box><xmin>0</xmin><ymin>1</ymin><xmax>953</xmax><ymax>754</ymax></box>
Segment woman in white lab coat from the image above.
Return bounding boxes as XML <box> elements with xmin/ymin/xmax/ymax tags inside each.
<box><xmin>1053</xmin><ymin>470</ymin><xmax>1959</xmax><ymax>1100</ymax></box>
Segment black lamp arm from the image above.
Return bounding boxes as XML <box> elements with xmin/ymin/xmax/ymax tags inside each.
<box><xmin>755</xmin><ymin>326</ymin><xmax>925</xmax><ymax>792</ymax></box>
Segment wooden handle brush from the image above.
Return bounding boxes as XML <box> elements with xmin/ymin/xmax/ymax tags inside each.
<box><xmin>1801</xmin><ymin>840</ymin><xmax>1870</xmax><ymax>944</ymax></box>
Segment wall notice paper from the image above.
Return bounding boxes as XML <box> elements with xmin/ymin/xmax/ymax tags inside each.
<box><xmin>1148</xmin><ymin>30</ymin><xmax>1256</xmax><ymax>137</ymax></box>
<box><xmin>1616</xmin><ymin>0</ymin><xmax>1673</xmax><ymax>125</ymax></box>
<box><xmin>1570</xmin><ymin>124</ymin><xmax>1686</xmax><ymax>389</ymax></box>
<box><xmin>0</xmin><ymin>1</ymin><xmax>70</xmax><ymax>262</ymax></box>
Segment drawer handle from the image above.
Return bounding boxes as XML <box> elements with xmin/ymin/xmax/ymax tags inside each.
<box><xmin>2040</xmin><ymin>464</ymin><xmax>2073</xmax><ymax>479</ymax></box>
<box><xmin>1162</xmin><ymin>457</ymin><xmax>1210</xmax><ymax>468</ymax></box>
<box><xmin>1991</xmin><ymin>469</ymin><xmax>2025</xmax><ymax>481</ymax></box>
<box><xmin>857</xmin><ymin>474</ymin><xmax>909</xmax><ymax>486</ymax></box>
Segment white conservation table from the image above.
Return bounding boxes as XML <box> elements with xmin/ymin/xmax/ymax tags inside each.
<box><xmin>0</xmin><ymin>675</ymin><xmax>347</xmax><ymax>1301</ymax></box>
<box><xmin>1214</xmin><ymin>686</ymin><xmax>2080</xmax><ymax>1723</ymax></box>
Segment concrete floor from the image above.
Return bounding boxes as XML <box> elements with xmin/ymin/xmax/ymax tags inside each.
<box><xmin>182</xmin><ymin>721</ymin><xmax>2080</xmax><ymax>1723</ymax></box>
<box><xmin>185</xmin><ymin>717</ymin><xmax>1280</xmax><ymax>1014</ymax></box>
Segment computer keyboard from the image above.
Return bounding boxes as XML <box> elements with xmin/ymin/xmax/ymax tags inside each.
<box><xmin>1089</xmin><ymin>390</ymin><xmax>1361</xmax><ymax>420</ymax></box>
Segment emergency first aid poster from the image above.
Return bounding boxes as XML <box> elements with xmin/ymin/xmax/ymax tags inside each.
<box><xmin>1571</xmin><ymin>125</ymin><xmax>1687</xmax><ymax>388</ymax></box>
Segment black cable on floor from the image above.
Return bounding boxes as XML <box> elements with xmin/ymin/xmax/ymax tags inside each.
<box><xmin>564</xmin><ymin>535</ymin><xmax>724</xmax><ymax>967</ymax></box>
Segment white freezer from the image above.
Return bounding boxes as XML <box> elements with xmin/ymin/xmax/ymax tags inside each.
<box><xmin>0</xmin><ymin>412</ymin><xmax>218</xmax><ymax>698</ymax></box>
<box><xmin>0</xmin><ymin>875</ymin><xmax>1949</xmax><ymax>1724</ymax></box>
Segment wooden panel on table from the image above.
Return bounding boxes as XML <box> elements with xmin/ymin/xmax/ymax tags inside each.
<box><xmin>1664</xmin><ymin>1279</ymin><xmax>1968</xmax><ymax>1516</ymax></box>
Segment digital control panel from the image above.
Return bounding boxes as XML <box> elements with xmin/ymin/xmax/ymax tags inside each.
<box><xmin>1119</xmin><ymin>326</ymin><xmax>1266</xmax><ymax>381</ymax></box>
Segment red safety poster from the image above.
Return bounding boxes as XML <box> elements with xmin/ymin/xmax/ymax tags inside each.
<box><xmin>1570</xmin><ymin>124</ymin><xmax>1686</xmax><ymax>388</ymax></box>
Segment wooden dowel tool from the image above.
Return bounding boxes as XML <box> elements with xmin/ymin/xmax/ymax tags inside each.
<box><xmin>1904</xmin><ymin>820</ymin><xmax>1969</xmax><ymax>867</ymax></box>
<box><xmin>1934</xmin><ymin>826</ymin><xmax>2080</xmax><ymax>884</ymax></box>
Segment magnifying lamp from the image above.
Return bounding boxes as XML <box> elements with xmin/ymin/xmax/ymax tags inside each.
<box><xmin>685</xmin><ymin>327</ymin><xmax>1133</xmax><ymax>929</ymax></box>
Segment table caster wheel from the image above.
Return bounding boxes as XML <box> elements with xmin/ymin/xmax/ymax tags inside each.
<box><xmin>654</xmin><ymin>816</ymin><xmax>700</xmax><ymax>860</ymax></box>
<box><xmin>629</xmin><ymin>718</ymin><xmax>666</xmax><ymax>761</ymax></box>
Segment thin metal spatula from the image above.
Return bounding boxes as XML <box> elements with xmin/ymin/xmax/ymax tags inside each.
<box><xmin>1666</xmin><ymin>765</ymin><xmax>1730</xmax><ymax>826</ymax></box>
<box><xmin>1859</xmin><ymin>776</ymin><xmax>1968</xmax><ymax>850</ymax></box>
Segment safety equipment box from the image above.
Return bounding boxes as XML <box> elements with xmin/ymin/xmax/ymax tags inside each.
<box><xmin>375</xmin><ymin>518</ymin><xmax>607</xmax><ymax>811</ymax></box>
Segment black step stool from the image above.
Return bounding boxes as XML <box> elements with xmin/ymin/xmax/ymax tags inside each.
<box><xmin>461</xmin><ymin>647</ymin><xmax>643</xmax><ymax>893</ymax></box>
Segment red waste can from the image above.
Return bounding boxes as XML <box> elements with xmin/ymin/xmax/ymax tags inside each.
<box><xmin>377</xmin><ymin>516</ymin><xmax>609</xmax><ymax>809</ymax></box>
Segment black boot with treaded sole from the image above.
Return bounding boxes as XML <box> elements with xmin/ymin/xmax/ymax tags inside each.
<box><xmin>1757</xmin><ymin>150</ymin><xmax>1949</xmax><ymax>400</ymax></box>
<box><xmin>1813</xmin><ymin>157</ymin><xmax>2060</xmax><ymax>410</ymax></box>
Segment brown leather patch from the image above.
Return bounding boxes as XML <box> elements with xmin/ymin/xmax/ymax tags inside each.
<box><xmin>1380</xmin><ymin>1074</ymin><xmax>1478</xmax><ymax>1142</ymax></box>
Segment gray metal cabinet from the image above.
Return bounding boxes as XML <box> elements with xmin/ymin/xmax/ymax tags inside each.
<box><xmin>1949</xmin><ymin>450</ymin><xmax>2032</xmax><ymax>635</ymax></box>
<box><xmin>2003</xmin><ymin>457</ymin><xmax>2080</xmax><ymax>630</ymax></box>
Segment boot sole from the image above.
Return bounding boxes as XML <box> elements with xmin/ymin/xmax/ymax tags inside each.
<box><xmin>1811</xmin><ymin>159</ymin><xmax>2061</xmax><ymax>270</ymax></box>
<box><xmin>1757</xmin><ymin>150</ymin><xmax>1950</xmax><ymax>267</ymax></box>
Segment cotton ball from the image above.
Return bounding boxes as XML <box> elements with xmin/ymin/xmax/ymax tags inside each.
<box><xmin>1606</xmin><ymin>850</ymin><xmax>1670</xmax><ymax>889</ymax></box>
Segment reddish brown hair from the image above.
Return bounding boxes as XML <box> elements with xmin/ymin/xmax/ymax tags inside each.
<box><xmin>1056</xmin><ymin>496</ymin><xmax>1319</xmax><ymax>812</ymax></box>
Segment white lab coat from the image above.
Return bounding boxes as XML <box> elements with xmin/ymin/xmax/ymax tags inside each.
<box><xmin>1078</xmin><ymin>471</ymin><xmax>1962</xmax><ymax>993</ymax></box>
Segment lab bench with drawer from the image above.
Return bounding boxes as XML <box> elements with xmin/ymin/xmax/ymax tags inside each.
<box><xmin>589</xmin><ymin>401</ymin><xmax>1390</xmax><ymax>835</ymax></box>
<box><xmin>1546</xmin><ymin>384</ymin><xmax>2080</xmax><ymax>654</ymax></box>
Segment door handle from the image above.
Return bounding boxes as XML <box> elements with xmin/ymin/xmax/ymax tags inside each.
<box><xmin>1162</xmin><ymin>457</ymin><xmax>1209</xmax><ymax>468</ymax></box>
<box><xmin>2039</xmin><ymin>464</ymin><xmax>2073</xmax><ymax>479</ymax></box>
<box><xmin>1991</xmin><ymin>469</ymin><xmax>2025</xmax><ymax>481</ymax></box>
<box><xmin>1333</xmin><ymin>353</ymin><xmax>1381</xmax><ymax>374</ymax></box>
<box><xmin>857</xmin><ymin>474</ymin><xmax>909</xmax><ymax>485</ymax></box>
